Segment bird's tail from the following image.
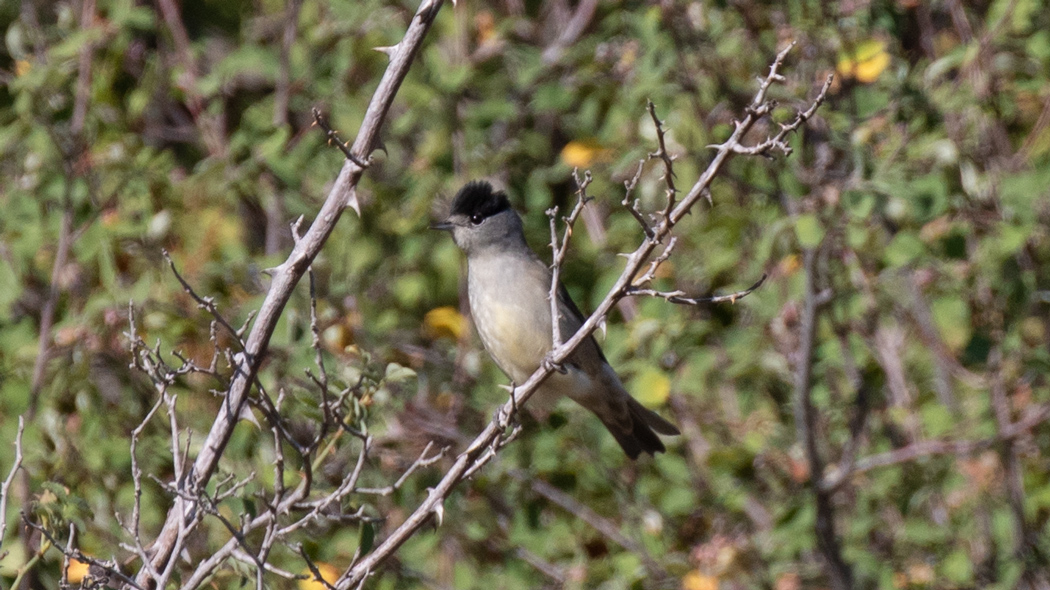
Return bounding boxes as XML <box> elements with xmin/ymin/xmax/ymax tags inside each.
<box><xmin>603</xmin><ymin>397</ymin><xmax>681</xmax><ymax>460</ymax></box>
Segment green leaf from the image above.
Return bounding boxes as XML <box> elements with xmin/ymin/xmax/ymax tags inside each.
<box><xmin>384</xmin><ymin>362</ymin><xmax>417</xmax><ymax>383</ymax></box>
<box><xmin>931</xmin><ymin>298</ymin><xmax>971</xmax><ymax>351</ymax></box>
<box><xmin>631</xmin><ymin>366</ymin><xmax>671</xmax><ymax>407</ymax></box>
<box><xmin>885</xmin><ymin>232</ymin><xmax>925</xmax><ymax>267</ymax></box>
<box><xmin>359</xmin><ymin>521</ymin><xmax>375</xmax><ymax>556</ymax></box>
<box><xmin>794</xmin><ymin>214</ymin><xmax>824</xmax><ymax>248</ymax></box>
<box><xmin>941</xmin><ymin>549</ymin><xmax>973</xmax><ymax>584</ymax></box>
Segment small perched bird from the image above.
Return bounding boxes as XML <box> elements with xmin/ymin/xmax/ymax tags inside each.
<box><xmin>433</xmin><ymin>181</ymin><xmax>680</xmax><ymax>458</ymax></box>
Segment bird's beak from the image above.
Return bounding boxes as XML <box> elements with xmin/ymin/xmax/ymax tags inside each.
<box><xmin>430</xmin><ymin>220</ymin><xmax>454</xmax><ymax>231</ymax></box>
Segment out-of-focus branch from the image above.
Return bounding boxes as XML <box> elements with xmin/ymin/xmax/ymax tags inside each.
<box><xmin>989</xmin><ymin>345</ymin><xmax>1045</xmax><ymax>580</ymax></box>
<box><xmin>28</xmin><ymin>0</ymin><xmax>97</xmax><ymax>415</ymax></box>
<box><xmin>821</xmin><ymin>402</ymin><xmax>1050</xmax><ymax>492</ymax></box>
<box><xmin>793</xmin><ymin>248</ymin><xmax>853</xmax><ymax>590</ymax></box>
<box><xmin>335</xmin><ymin>43</ymin><xmax>830</xmax><ymax>589</ymax></box>
<box><xmin>133</xmin><ymin>1</ymin><xmax>446</xmax><ymax>586</ymax></box>
<box><xmin>155</xmin><ymin>0</ymin><xmax>227</xmax><ymax>157</ymax></box>
<box><xmin>541</xmin><ymin>0</ymin><xmax>598</xmax><ymax>64</ymax></box>
<box><xmin>273</xmin><ymin>0</ymin><xmax>301</xmax><ymax>128</ymax></box>
<box><xmin>509</xmin><ymin>471</ymin><xmax>669</xmax><ymax>581</ymax></box>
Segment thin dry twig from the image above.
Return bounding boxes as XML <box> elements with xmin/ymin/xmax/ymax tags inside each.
<box><xmin>312</xmin><ymin>108</ymin><xmax>370</xmax><ymax>168</ymax></box>
<box><xmin>621</xmin><ymin>160</ymin><xmax>654</xmax><ymax>239</ymax></box>
<box><xmin>647</xmin><ymin>100</ymin><xmax>679</xmax><ymax>216</ymax></box>
<box><xmin>22</xmin><ymin>516</ymin><xmax>144</xmax><ymax>590</ymax></box>
<box><xmin>0</xmin><ymin>416</ymin><xmax>25</xmax><ymax>553</ymax></box>
<box><xmin>708</xmin><ymin>44</ymin><xmax>832</xmax><ymax>159</ymax></box>
<box><xmin>547</xmin><ymin>170</ymin><xmax>593</xmax><ymax>349</ymax></box>
<box><xmin>628</xmin><ymin>273</ymin><xmax>767</xmax><ymax>306</ymax></box>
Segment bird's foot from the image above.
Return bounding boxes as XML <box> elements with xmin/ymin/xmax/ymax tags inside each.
<box><xmin>494</xmin><ymin>382</ymin><xmax>518</xmax><ymax>431</ymax></box>
<box><xmin>494</xmin><ymin>404</ymin><xmax>517</xmax><ymax>431</ymax></box>
<box><xmin>542</xmin><ymin>356</ymin><xmax>568</xmax><ymax>375</ymax></box>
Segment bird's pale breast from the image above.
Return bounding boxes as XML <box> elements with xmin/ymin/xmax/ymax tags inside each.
<box><xmin>467</xmin><ymin>253</ymin><xmax>554</xmax><ymax>384</ymax></box>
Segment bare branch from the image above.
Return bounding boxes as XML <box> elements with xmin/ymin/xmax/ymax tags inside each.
<box><xmin>300</xmin><ymin>545</ymin><xmax>337</xmax><ymax>590</ymax></box>
<box><xmin>0</xmin><ymin>416</ymin><xmax>25</xmax><ymax>552</ymax></box>
<box><xmin>621</xmin><ymin>160</ymin><xmax>654</xmax><ymax>239</ymax></box>
<box><xmin>646</xmin><ymin>100</ymin><xmax>678</xmax><ymax>217</ymax></box>
<box><xmin>716</xmin><ymin>74</ymin><xmax>834</xmax><ymax>158</ymax></box>
<box><xmin>355</xmin><ymin>442</ymin><xmax>448</xmax><ymax>495</ymax></box>
<box><xmin>628</xmin><ymin>273</ymin><xmax>767</xmax><ymax>305</ymax></box>
<box><xmin>22</xmin><ymin>516</ymin><xmax>145</xmax><ymax>590</ymax></box>
<box><xmin>547</xmin><ymin>170</ymin><xmax>593</xmax><ymax>349</ymax></box>
<box><xmin>312</xmin><ymin>108</ymin><xmax>370</xmax><ymax>168</ymax></box>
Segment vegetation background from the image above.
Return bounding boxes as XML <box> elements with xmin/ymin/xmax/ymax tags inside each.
<box><xmin>1</xmin><ymin>0</ymin><xmax>1049</xmax><ymax>588</ymax></box>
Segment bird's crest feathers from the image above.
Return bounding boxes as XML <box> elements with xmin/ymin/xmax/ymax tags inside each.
<box><xmin>450</xmin><ymin>181</ymin><xmax>511</xmax><ymax>221</ymax></box>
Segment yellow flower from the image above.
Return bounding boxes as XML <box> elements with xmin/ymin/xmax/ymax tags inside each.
<box><xmin>423</xmin><ymin>306</ymin><xmax>467</xmax><ymax>340</ymax></box>
<box><xmin>560</xmin><ymin>139</ymin><xmax>611</xmax><ymax>168</ymax></box>
<box><xmin>837</xmin><ymin>39</ymin><xmax>890</xmax><ymax>84</ymax></box>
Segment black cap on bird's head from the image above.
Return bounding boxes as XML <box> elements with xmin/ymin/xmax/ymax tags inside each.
<box><xmin>450</xmin><ymin>181</ymin><xmax>510</xmax><ymax>223</ymax></box>
<box><xmin>432</xmin><ymin>180</ymin><xmax>512</xmax><ymax>231</ymax></box>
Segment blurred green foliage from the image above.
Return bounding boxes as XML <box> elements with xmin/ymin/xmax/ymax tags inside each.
<box><xmin>2</xmin><ymin>0</ymin><xmax>1050</xmax><ymax>588</ymax></box>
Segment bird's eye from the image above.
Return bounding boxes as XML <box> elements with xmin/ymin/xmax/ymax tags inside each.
<box><xmin>470</xmin><ymin>214</ymin><xmax>484</xmax><ymax>225</ymax></box>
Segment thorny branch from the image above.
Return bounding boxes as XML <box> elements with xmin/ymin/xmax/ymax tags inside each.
<box><xmin>22</xmin><ymin>517</ymin><xmax>144</xmax><ymax>590</ymax></box>
<box><xmin>547</xmin><ymin>169</ymin><xmax>594</xmax><ymax>349</ymax></box>
<box><xmin>0</xmin><ymin>416</ymin><xmax>24</xmax><ymax>553</ymax></box>
<box><xmin>628</xmin><ymin>273</ymin><xmax>768</xmax><ymax>306</ymax></box>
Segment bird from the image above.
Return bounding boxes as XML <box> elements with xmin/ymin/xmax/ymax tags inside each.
<box><xmin>432</xmin><ymin>180</ymin><xmax>680</xmax><ymax>459</ymax></box>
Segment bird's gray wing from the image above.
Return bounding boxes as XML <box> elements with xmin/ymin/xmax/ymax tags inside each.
<box><xmin>555</xmin><ymin>277</ymin><xmax>609</xmax><ymax>364</ymax></box>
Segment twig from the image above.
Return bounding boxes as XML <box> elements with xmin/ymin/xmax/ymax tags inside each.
<box><xmin>163</xmin><ymin>250</ymin><xmax>246</xmax><ymax>352</ymax></box>
<box><xmin>299</xmin><ymin>546</ymin><xmax>337</xmax><ymax>590</ymax></box>
<box><xmin>646</xmin><ymin>100</ymin><xmax>678</xmax><ymax>217</ymax></box>
<box><xmin>621</xmin><ymin>160</ymin><xmax>654</xmax><ymax>239</ymax></box>
<box><xmin>355</xmin><ymin>443</ymin><xmax>447</xmax><ymax>495</ymax></box>
<box><xmin>0</xmin><ymin>416</ymin><xmax>25</xmax><ymax>551</ymax></box>
<box><xmin>21</xmin><ymin>517</ymin><xmax>144</xmax><ymax>590</ymax></box>
<box><xmin>312</xmin><ymin>108</ymin><xmax>370</xmax><ymax>168</ymax></box>
<box><xmin>60</xmin><ymin>522</ymin><xmax>75</xmax><ymax>587</ymax></box>
<box><xmin>628</xmin><ymin>273</ymin><xmax>767</xmax><ymax>305</ymax></box>
<box><xmin>706</xmin><ymin>44</ymin><xmax>832</xmax><ymax>159</ymax></box>
<box><xmin>547</xmin><ymin>170</ymin><xmax>593</xmax><ymax>349</ymax></box>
